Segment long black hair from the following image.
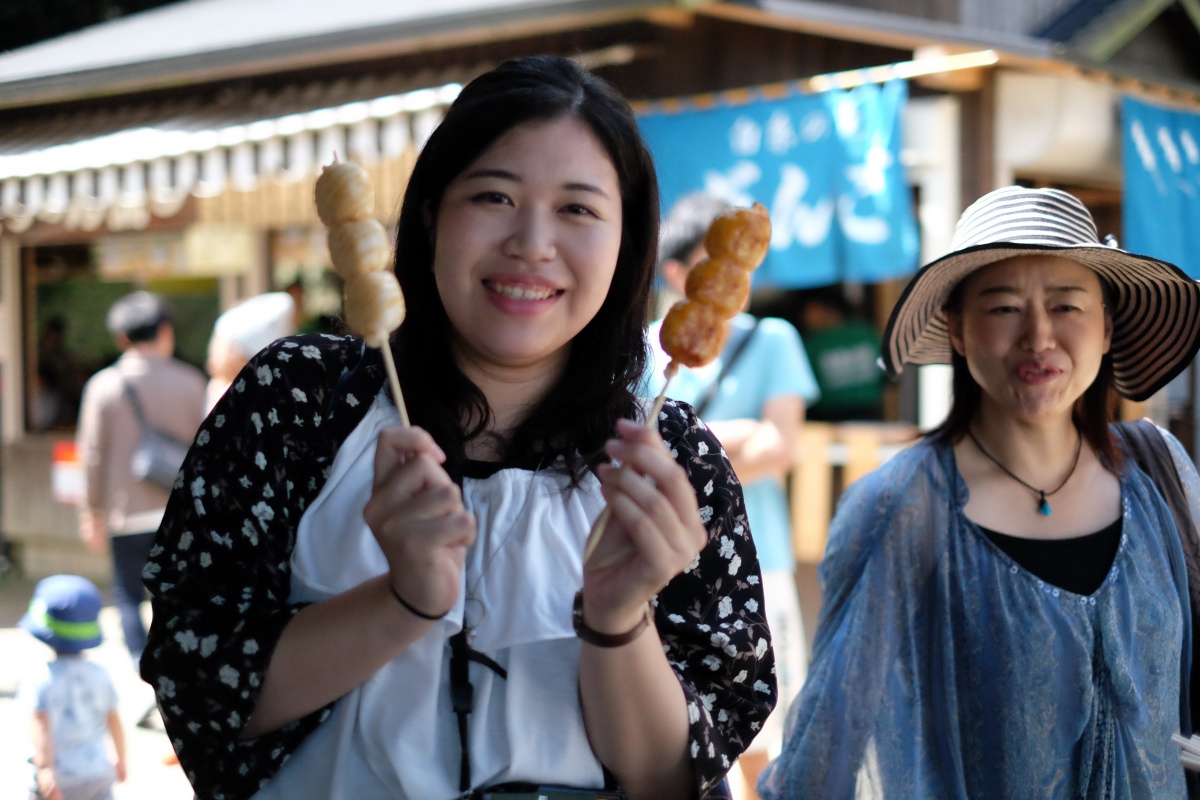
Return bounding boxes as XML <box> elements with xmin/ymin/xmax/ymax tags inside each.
<box><xmin>390</xmin><ymin>55</ymin><xmax>659</xmax><ymax>482</ymax></box>
<box><xmin>928</xmin><ymin>277</ymin><xmax>1122</xmax><ymax>470</ymax></box>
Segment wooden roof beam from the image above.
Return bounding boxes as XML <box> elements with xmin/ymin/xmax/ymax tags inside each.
<box><xmin>1071</xmin><ymin>0</ymin><xmax>1174</xmax><ymax>62</ymax></box>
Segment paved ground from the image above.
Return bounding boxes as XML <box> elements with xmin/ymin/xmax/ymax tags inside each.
<box><xmin>0</xmin><ymin>573</ymin><xmax>194</xmax><ymax>800</ymax></box>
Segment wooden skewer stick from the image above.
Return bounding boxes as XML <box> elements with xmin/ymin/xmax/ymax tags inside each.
<box><xmin>378</xmin><ymin>340</ymin><xmax>411</xmax><ymax>427</ymax></box>
<box><xmin>582</xmin><ymin>362</ymin><xmax>679</xmax><ymax>564</ymax></box>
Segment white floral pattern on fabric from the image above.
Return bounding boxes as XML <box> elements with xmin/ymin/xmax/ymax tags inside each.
<box><xmin>141</xmin><ymin>334</ymin><xmax>772</xmax><ymax>800</ymax></box>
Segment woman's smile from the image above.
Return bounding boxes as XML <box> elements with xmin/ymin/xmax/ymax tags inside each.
<box><xmin>483</xmin><ymin>274</ymin><xmax>565</xmax><ymax>311</ymax></box>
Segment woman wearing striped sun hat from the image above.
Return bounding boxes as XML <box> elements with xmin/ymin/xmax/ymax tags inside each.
<box><xmin>760</xmin><ymin>185</ymin><xmax>1200</xmax><ymax>799</ymax></box>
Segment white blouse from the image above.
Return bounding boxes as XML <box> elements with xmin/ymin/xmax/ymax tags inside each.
<box><xmin>254</xmin><ymin>391</ymin><xmax>608</xmax><ymax>799</ymax></box>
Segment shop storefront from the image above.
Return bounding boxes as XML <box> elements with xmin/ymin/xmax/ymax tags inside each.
<box><xmin>2</xmin><ymin>0</ymin><xmax>1198</xmax><ymax>574</ymax></box>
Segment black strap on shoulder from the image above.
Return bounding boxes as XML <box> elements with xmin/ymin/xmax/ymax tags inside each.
<box><xmin>120</xmin><ymin>377</ymin><xmax>150</xmax><ymax>428</ymax></box>
<box><xmin>693</xmin><ymin>317</ymin><xmax>760</xmax><ymax>419</ymax></box>
<box><xmin>121</xmin><ymin>376</ymin><xmax>189</xmax><ymax>446</ymax></box>
<box><xmin>1116</xmin><ymin>420</ymin><xmax>1200</xmax><ymax>747</ymax></box>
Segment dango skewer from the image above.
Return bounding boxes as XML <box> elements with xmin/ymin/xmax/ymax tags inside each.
<box><xmin>582</xmin><ymin>203</ymin><xmax>771</xmax><ymax>564</ymax></box>
<box><xmin>316</xmin><ymin>156</ymin><xmax>410</xmax><ymax>425</ymax></box>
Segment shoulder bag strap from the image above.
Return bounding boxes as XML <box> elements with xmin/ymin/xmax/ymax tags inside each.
<box><xmin>693</xmin><ymin>317</ymin><xmax>760</xmax><ymax>419</ymax></box>
<box><xmin>120</xmin><ymin>376</ymin><xmax>149</xmax><ymax>430</ymax></box>
<box><xmin>121</xmin><ymin>375</ymin><xmax>183</xmax><ymax>443</ymax></box>
<box><xmin>1117</xmin><ymin>419</ymin><xmax>1200</xmax><ymax>749</ymax></box>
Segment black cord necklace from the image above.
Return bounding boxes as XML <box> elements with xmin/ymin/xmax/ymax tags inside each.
<box><xmin>966</xmin><ymin>428</ymin><xmax>1083</xmax><ymax>517</ymax></box>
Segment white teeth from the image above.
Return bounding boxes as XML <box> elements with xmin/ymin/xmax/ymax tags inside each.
<box><xmin>490</xmin><ymin>282</ymin><xmax>555</xmax><ymax>301</ymax></box>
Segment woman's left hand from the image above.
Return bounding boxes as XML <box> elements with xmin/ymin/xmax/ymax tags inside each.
<box><xmin>584</xmin><ymin>418</ymin><xmax>708</xmax><ymax>633</ymax></box>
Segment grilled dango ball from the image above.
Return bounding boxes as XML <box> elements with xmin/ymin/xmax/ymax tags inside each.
<box><xmin>702</xmin><ymin>202</ymin><xmax>771</xmax><ymax>269</ymax></box>
<box><xmin>683</xmin><ymin>256</ymin><xmax>751</xmax><ymax>319</ymax></box>
<box><xmin>315</xmin><ymin>158</ymin><xmax>405</xmax><ymax>346</ymax></box>
<box><xmin>659</xmin><ymin>301</ymin><xmax>728</xmax><ymax>368</ymax></box>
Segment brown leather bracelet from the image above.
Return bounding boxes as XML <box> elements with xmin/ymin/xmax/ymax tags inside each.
<box><xmin>572</xmin><ymin>590</ymin><xmax>652</xmax><ymax>648</ymax></box>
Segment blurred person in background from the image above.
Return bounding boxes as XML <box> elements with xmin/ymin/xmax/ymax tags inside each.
<box><xmin>799</xmin><ymin>287</ymin><xmax>885</xmax><ymax>423</ymax></box>
<box><xmin>204</xmin><ymin>292</ymin><xmax>296</xmax><ymax>412</ymax></box>
<box><xmin>18</xmin><ymin>574</ymin><xmax>127</xmax><ymax>800</ymax></box>
<box><xmin>76</xmin><ymin>291</ymin><xmax>207</xmax><ymax>665</ymax></box>
<box><xmin>31</xmin><ymin>315</ymin><xmax>80</xmax><ymax>430</ymax></box>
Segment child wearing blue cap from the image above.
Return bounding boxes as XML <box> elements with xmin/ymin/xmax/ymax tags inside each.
<box><xmin>17</xmin><ymin>574</ymin><xmax>127</xmax><ymax>800</ymax></box>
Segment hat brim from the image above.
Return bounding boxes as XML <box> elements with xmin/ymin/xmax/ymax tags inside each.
<box><xmin>882</xmin><ymin>242</ymin><xmax>1200</xmax><ymax>402</ymax></box>
<box><xmin>18</xmin><ymin>610</ymin><xmax>102</xmax><ymax>653</ymax></box>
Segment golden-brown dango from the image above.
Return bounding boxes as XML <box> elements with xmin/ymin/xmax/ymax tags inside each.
<box><xmin>702</xmin><ymin>202</ymin><xmax>771</xmax><ymax>269</ymax></box>
<box><xmin>683</xmin><ymin>256</ymin><xmax>751</xmax><ymax>319</ymax></box>
<box><xmin>584</xmin><ymin>203</ymin><xmax>771</xmax><ymax>564</ymax></box>
<box><xmin>327</xmin><ymin>218</ymin><xmax>391</xmax><ymax>279</ymax></box>
<box><xmin>658</xmin><ymin>300</ymin><xmax>729</xmax><ymax>368</ymax></box>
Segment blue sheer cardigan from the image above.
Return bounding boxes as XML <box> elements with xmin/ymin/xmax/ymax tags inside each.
<box><xmin>760</xmin><ymin>429</ymin><xmax>1197</xmax><ymax>799</ymax></box>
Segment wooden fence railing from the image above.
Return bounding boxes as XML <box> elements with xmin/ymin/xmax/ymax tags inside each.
<box><xmin>790</xmin><ymin>422</ymin><xmax>920</xmax><ymax>563</ymax></box>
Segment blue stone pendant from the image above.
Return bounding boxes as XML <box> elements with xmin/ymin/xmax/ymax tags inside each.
<box><xmin>1038</xmin><ymin>496</ymin><xmax>1052</xmax><ymax>516</ymax></box>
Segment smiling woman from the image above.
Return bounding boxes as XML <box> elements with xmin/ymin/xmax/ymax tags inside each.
<box><xmin>140</xmin><ymin>55</ymin><xmax>774</xmax><ymax>800</ymax></box>
<box><xmin>760</xmin><ymin>186</ymin><xmax>1200</xmax><ymax>799</ymax></box>
<box><xmin>432</xmin><ymin>116</ymin><xmax>623</xmax><ymax>399</ymax></box>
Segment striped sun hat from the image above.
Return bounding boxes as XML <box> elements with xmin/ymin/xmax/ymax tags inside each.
<box><xmin>882</xmin><ymin>185</ymin><xmax>1200</xmax><ymax>401</ymax></box>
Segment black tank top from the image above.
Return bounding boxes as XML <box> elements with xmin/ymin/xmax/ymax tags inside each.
<box><xmin>980</xmin><ymin>517</ymin><xmax>1123</xmax><ymax>595</ymax></box>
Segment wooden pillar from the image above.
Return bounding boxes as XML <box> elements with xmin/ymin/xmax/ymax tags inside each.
<box><xmin>1120</xmin><ymin>398</ymin><xmax>1148</xmax><ymax>421</ymax></box>
<box><xmin>792</xmin><ymin>422</ymin><xmax>834</xmax><ymax>563</ymax></box>
<box><xmin>959</xmin><ymin>69</ymin><xmax>998</xmax><ymax>206</ymax></box>
<box><xmin>842</xmin><ymin>425</ymin><xmax>881</xmax><ymax>487</ymax></box>
<box><xmin>0</xmin><ymin>237</ymin><xmax>22</xmax><ymax>445</ymax></box>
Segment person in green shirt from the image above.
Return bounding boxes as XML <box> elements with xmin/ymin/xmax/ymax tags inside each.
<box><xmin>799</xmin><ymin>288</ymin><xmax>884</xmax><ymax>422</ymax></box>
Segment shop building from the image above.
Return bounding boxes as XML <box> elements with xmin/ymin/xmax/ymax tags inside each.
<box><xmin>1</xmin><ymin>0</ymin><xmax>1198</xmax><ymax>575</ymax></box>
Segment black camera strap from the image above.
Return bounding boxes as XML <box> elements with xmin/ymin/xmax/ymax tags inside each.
<box><xmin>450</xmin><ymin>630</ymin><xmax>508</xmax><ymax>793</ymax></box>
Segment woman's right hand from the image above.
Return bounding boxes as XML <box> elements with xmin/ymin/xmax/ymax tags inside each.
<box><xmin>363</xmin><ymin>425</ymin><xmax>476</xmax><ymax>619</ymax></box>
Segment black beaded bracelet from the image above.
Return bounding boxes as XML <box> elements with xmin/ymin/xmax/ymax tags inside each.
<box><xmin>387</xmin><ymin>582</ymin><xmax>448</xmax><ymax>621</ymax></box>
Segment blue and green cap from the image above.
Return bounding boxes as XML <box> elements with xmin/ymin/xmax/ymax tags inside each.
<box><xmin>19</xmin><ymin>574</ymin><xmax>103</xmax><ymax>652</ymax></box>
